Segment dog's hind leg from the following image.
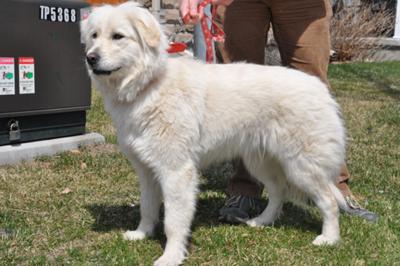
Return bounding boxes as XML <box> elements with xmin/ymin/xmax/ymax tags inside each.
<box><xmin>124</xmin><ymin>163</ymin><xmax>162</xmax><ymax>241</ymax></box>
<box><xmin>245</xmin><ymin>159</ymin><xmax>285</xmax><ymax>227</ymax></box>
<box><xmin>154</xmin><ymin>161</ymin><xmax>199</xmax><ymax>266</ymax></box>
<box><xmin>311</xmin><ymin>191</ymin><xmax>340</xmax><ymax>246</ymax></box>
<box><xmin>284</xmin><ymin>159</ymin><xmax>340</xmax><ymax>245</ymax></box>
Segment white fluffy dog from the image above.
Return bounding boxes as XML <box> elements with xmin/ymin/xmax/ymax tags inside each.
<box><xmin>81</xmin><ymin>2</ymin><xmax>350</xmax><ymax>265</ymax></box>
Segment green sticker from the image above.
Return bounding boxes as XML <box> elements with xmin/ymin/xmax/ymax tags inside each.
<box><xmin>24</xmin><ymin>72</ymin><xmax>33</xmax><ymax>79</ymax></box>
<box><xmin>5</xmin><ymin>72</ymin><xmax>13</xmax><ymax>80</ymax></box>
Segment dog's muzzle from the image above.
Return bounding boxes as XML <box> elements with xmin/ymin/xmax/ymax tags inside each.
<box><xmin>86</xmin><ymin>52</ymin><xmax>121</xmax><ymax>76</ymax></box>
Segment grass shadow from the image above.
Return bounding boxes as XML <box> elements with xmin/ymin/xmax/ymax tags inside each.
<box><xmin>85</xmin><ymin>204</ymin><xmax>141</xmax><ymax>232</ymax></box>
<box><xmin>198</xmin><ymin>163</ymin><xmax>322</xmax><ymax>234</ymax></box>
<box><xmin>194</xmin><ymin>196</ymin><xmax>321</xmax><ymax>235</ymax></box>
<box><xmin>348</xmin><ymin>67</ymin><xmax>400</xmax><ymax>99</ymax></box>
<box><xmin>200</xmin><ymin>162</ymin><xmax>234</xmax><ymax>192</ymax></box>
<box><xmin>85</xmin><ymin>203</ymin><xmax>169</xmax><ymax>247</ymax></box>
<box><xmin>274</xmin><ymin>203</ymin><xmax>321</xmax><ymax>233</ymax></box>
<box><xmin>85</xmin><ymin>198</ymin><xmax>321</xmax><ymax>239</ymax></box>
<box><xmin>85</xmin><ymin>161</ymin><xmax>322</xmax><ymax>238</ymax></box>
<box><xmin>330</xmin><ymin>63</ymin><xmax>400</xmax><ymax>100</ymax></box>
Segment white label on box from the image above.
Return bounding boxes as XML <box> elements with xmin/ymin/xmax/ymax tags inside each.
<box><xmin>19</xmin><ymin>57</ymin><xmax>35</xmax><ymax>94</ymax></box>
<box><xmin>0</xmin><ymin>57</ymin><xmax>15</xmax><ymax>95</ymax></box>
<box><xmin>39</xmin><ymin>6</ymin><xmax>77</xmax><ymax>23</ymax></box>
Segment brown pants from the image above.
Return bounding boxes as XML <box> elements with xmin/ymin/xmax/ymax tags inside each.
<box><xmin>224</xmin><ymin>0</ymin><xmax>351</xmax><ymax>198</ymax></box>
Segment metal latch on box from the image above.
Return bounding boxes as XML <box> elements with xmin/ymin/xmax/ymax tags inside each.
<box><xmin>8</xmin><ymin>120</ymin><xmax>21</xmax><ymax>142</ymax></box>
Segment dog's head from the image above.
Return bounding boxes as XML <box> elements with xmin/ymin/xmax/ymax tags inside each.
<box><xmin>80</xmin><ymin>2</ymin><xmax>168</xmax><ymax>100</ymax></box>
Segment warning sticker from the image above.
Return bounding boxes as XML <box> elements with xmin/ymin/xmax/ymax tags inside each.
<box><xmin>0</xmin><ymin>57</ymin><xmax>15</xmax><ymax>96</ymax></box>
<box><xmin>19</xmin><ymin>57</ymin><xmax>35</xmax><ymax>94</ymax></box>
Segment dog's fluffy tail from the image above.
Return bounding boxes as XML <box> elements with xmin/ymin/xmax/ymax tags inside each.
<box><xmin>328</xmin><ymin>183</ymin><xmax>352</xmax><ymax>213</ymax></box>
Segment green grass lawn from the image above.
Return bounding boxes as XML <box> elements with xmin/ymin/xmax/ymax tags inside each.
<box><xmin>1</xmin><ymin>61</ymin><xmax>399</xmax><ymax>265</ymax></box>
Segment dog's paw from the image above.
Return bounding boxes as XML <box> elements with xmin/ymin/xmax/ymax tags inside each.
<box><xmin>123</xmin><ymin>230</ymin><xmax>146</xmax><ymax>241</ymax></box>
<box><xmin>153</xmin><ymin>254</ymin><xmax>185</xmax><ymax>266</ymax></box>
<box><xmin>312</xmin><ymin>234</ymin><xmax>339</xmax><ymax>246</ymax></box>
<box><xmin>246</xmin><ymin>218</ymin><xmax>265</xmax><ymax>228</ymax></box>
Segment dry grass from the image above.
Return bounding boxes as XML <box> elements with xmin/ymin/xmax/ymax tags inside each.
<box><xmin>330</xmin><ymin>4</ymin><xmax>395</xmax><ymax>62</ymax></box>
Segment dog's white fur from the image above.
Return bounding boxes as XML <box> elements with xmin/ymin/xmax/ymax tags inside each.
<box><xmin>81</xmin><ymin>2</ymin><xmax>349</xmax><ymax>265</ymax></box>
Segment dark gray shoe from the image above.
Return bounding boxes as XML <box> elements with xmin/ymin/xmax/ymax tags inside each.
<box><xmin>218</xmin><ymin>195</ymin><xmax>262</xmax><ymax>224</ymax></box>
<box><xmin>343</xmin><ymin>195</ymin><xmax>378</xmax><ymax>223</ymax></box>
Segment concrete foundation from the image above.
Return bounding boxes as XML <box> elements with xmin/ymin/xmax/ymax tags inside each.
<box><xmin>369</xmin><ymin>37</ymin><xmax>400</xmax><ymax>61</ymax></box>
<box><xmin>0</xmin><ymin>132</ymin><xmax>105</xmax><ymax>166</ymax></box>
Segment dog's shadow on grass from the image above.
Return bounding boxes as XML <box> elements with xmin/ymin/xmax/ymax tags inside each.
<box><xmin>86</xmin><ymin>163</ymin><xmax>321</xmax><ymax>236</ymax></box>
<box><xmin>85</xmin><ymin>181</ymin><xmax>321</xmax><ymax>237</ymax></box>
<box><xmin>85</xmin><ymin>204</ymin><xmax>141</xmax><ymax>232</ymax></box>
<box><xmin>193</xmin><ymin>195</ymin><xmax>322</xmax><ymax>235</ymax></box>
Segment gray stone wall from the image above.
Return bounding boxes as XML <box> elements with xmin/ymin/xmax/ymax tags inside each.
<box><xmin>158</xmin><ymin>0</ymin><xmax>195</xmax><ymax>45</ymax></box>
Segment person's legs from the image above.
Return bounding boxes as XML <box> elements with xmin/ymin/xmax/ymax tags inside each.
<box><xmin>269</xmin><ymin>0</ymin><xmax>331</xmax><ymax>84</ymax></box>
<box><xmin>219</xmin><ymin>0</ymin><xmax>270</xmax><ymax>223</ymax></box>
<box><xmin>269</xmin><ymin>0</ymin><xmax>376</xmax><ymax>221</ymax></box>
<box><xmin>227</xmin><ymin>159</ymin><xmax>263</xmax><ymax>198</ymax></box>
<box><xmin>224</xmin><ymin>0</ymin><xmax>270</xmax><ymax>64</ymax></box>
<box><xmin>337</xmin><ymin>165</ymin><xmax>352</xmax><ymax>197</ymax></box>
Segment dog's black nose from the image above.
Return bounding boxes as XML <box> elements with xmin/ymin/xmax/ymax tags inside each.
<box><xmin>86</xmin><ymin>53</ymin><xmax>100</xmax><ymax>66</ymax></box>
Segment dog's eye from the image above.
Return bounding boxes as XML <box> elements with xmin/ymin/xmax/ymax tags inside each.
<box><xmin>92</xmin><ymin>32</ymin><xmax>98</xmax><ymax>39</ymax></box>
<box><xmin>112</xmin><ymin>33</ymin><xmax>125</xmax><ymax>40</ymax></box>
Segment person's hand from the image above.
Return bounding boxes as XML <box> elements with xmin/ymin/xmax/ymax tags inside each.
<box><xmin>180</xmin><ymin>0</ymin><xmax>234</xmax><ymax>24</ymax></box>
<box><xmin>180</xmin><ymin>0</ymin><xmax>203</xmax><ymax>24</ymax></box>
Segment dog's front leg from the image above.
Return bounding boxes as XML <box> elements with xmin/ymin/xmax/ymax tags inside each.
<box><xmin>124</xmin><ymin>163</ymin><xmax>162</xmax><ymax>241</ymax></box>
<box><xmin>154</xmin><ymin>162</ymin><xmax>199</xmax><ymax>266</ymax></box>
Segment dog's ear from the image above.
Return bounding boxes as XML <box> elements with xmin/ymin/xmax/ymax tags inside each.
<box><xmin>133</xmin><ymin>18</ymin><xmax>161</xmax><ymax>48</ymax></box>
<box><xmin>122</xmin><ymin>2</ymin><xmax>161</xmax><ymax>48</ymax></box>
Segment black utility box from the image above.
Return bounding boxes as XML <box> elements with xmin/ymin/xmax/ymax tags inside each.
<box><xmin>0</xmin><ymin>0</ymin><xmax>90</xmax><ymax>145</ymax></box>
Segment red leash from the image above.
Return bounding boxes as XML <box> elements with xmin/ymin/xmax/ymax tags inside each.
<box><xmin>198</xmin><ymin>0</ymin><xmax>225</xmax><ymax>63</ymax></box>
<box><xmin>168</xmin><ymin>0</ymin><xmax>225</xmax><ymax>63</ymax></box>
